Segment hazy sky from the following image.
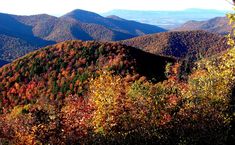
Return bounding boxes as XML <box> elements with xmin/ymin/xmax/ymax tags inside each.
<box><xmin>0</xmin><ymin>0</ymin><xmax>232</xmax><ymax>16</ymax></box>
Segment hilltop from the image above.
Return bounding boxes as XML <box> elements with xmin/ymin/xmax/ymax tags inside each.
<box><xmin>174</xmin><ymin>17</ymin><xmax>231</xmax><ymax>35</ymax></box>
<box><xmin>0</xmin><ymin>40</ymin><xmax>174</xmax><ymax>111</ymax></box>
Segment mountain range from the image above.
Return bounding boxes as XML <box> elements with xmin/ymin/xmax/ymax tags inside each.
<box><xmin>0</xmin><ymin>9</ymin><xmax>231</xmax><ymax>66</ymax></box>
<box><xmin>0</xmin><ymin>9</ymin><xmax>166</xmax><ymax>62</ymax></box>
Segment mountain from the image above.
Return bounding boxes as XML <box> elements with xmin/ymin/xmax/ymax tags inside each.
<box><xmin>0</xmin><ymin>13</ymin><xmax>55</xmax><ymax>61</ymax></box>
<box><xmin>0</xmin><ymin>40</ymin><xmax>174</xmax><ymax>112</ymax></box>
<box><xmin>120</xmin><ymin>30</ymin><xmax>229</xmax><ymax>60</ymax></box>
<box><xmin>102</xmin><ymin>9</ymin><xmax>228</xmax><ymax>29</ymax></box>
<box><xmin>62</xmin><ymin>9</ymin><xmax>166</xmax><ymax>36</ymax></box>
<box><xmin>174</xmin><ymin>17</ymin><xmax>231</xmax><ymax>35</ymax></box>
<box><xmin>0</xmin><ymin>13</ymin><xmax>54</xmax><ymax>46</ymax></box>
<box><xmin>0</xmin><ymin>10</ymin><xmax>166</xmax><ymax>62</ymax></box>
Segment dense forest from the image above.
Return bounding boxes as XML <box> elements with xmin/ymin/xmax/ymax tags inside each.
<box><xmin>0</xmin><ymin>38</ymin><xmax>234</xmax><ymax>144</ymax></box>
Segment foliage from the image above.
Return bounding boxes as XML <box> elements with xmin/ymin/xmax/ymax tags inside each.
<box><xmin>0</xmin><ymin>32</ymin><xmax>235</xmax><ymax>144</ymax></box>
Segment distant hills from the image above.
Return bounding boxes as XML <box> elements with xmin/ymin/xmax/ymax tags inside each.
<box><xmin>102</xmin><ymin>9</ymin><xmax>228</xmax><ymax>29</ymax></box>
<box><xmin>0</xmin><ymin>9</ymin><xmax>231</xmax><ymax>63</ymax></box>
<box><xmin>174</xmin><ymin>17</ymin><xmax>231</xmax><ymax>35</ymax></box>
<box><xmin>0</xmin><ymin>9</ymin><xmax>166</xmax><ymax>62</ymax></box>
<box><xmin>121</xmin><ymin>30</ymin><xmax>229</xmax><ymax>60</ymax></box>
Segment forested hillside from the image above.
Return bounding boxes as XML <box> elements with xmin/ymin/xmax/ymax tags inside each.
<box><xmin>0</xmin><ymin>34</ymin><xmax>40</xmax><ymax>61</ymax></box>
<box><xmin>0</xmin><ymin>39</ymin><xmax>234</xmax><ymax>144</ymax></box>
<box><xmin>121</xmin><ymin>30</ymin><xmax>229</xmax><ymax>59</ymax></box>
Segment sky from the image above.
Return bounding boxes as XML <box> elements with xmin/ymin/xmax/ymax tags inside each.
<box><xmin>0</xmin><ymin>0</ymin><xmax>233</xmax><ymax>16</ymax></box>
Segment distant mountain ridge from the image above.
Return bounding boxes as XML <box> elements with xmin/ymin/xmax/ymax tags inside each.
<box><xmin>174</xmin><ymin>17</ymin><xmax>231</xmax><ymax>35</ymax></box>
<box><xmin>0</xmin><ymin>9</ymin><xmax>166</xmax><ymax>62</ymax></box>
<box><xmin>0</xmin><ymin>13</ymin><xmax>54</xmax><ymax>46</ymax></box>
<box><xmin>63</xmin><ymin>9</ymin><xmax>166</xmax><ymax>37</ymax></box>
<box><xmin>121</xmin><ymin>30</ymin><xmax>229</xmax><ymax>59</ymax></box>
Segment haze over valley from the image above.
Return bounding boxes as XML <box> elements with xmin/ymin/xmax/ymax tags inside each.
<box><xmin>103</xmin><ymin>9</ymin><xmax>229</xmax><ymax>29</ymax></box>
